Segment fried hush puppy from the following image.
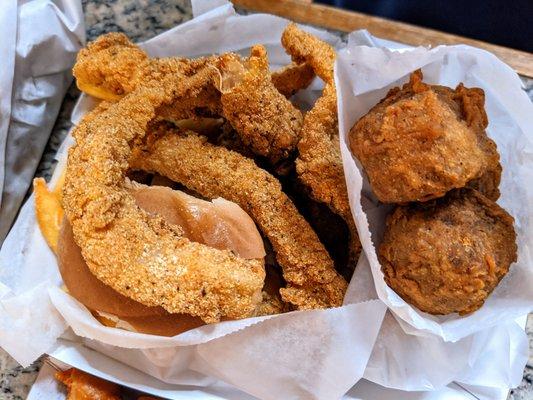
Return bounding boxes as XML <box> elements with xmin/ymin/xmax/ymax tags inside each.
<box><xmin>379</xmin><ymin>189</ymin><xmax>517</xmax><ymax>315</ymax></box>
<box><xmin>349</xmin><ymin>70</ymin><xmax>501</xmax><ymax>203</ymax></box>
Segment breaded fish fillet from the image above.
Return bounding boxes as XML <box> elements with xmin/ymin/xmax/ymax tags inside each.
<box><xmin>74</xmin><ymin>32</ymin><xmax>313</xmax><ymax>103</ymax></box>
<box><xmin>129</xmin><ymin>123</ymin><xmax>347</xmax><ymax>310</ymax></box>
<box><xmin>219</xmin><ymin>45</ymin><xmax>303</xmax><ymax>163</ymax></box>
<box><xmin>281</xmin><ymin>23</ymin><xmax>361</xmax><ymax>268</ymax></box>
<box><xmin>63</xmin><ymin>74</ymin><xmax>265</xmax><ymax>324</ymax></box>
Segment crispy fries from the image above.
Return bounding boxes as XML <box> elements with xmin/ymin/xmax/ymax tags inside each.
<box><xmin>33</xmin><ymin>171</ymin><xmax>65</xmax><ymax>253</ymax></box>
<box><xmin>55</xmin><ymin>368</ymin><xmax>121</xmax><ymax>400</ymax></box>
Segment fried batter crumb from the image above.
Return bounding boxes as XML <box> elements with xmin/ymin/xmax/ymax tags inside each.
<box><xmin>220</xmin><ymin>45</ymin><xmax>303</xmax><ymax>163</ymax></box>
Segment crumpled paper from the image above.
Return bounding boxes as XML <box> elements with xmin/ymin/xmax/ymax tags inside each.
<box><xmin>347</xmin><ymin>252</ymin><xmax>528</xmax><ymax>392</ymax></box>
<box><xmin>0</xmin><ymin>2</ymin><xmax>387</xmax><ymax>400</ymax></box>
<box><xmin>26</xmin><ymin>339</ymin><xmax>520</xmax><ymax>399</ymax></box>
<box><xmin>336</xmin><ymin>31</ymin><xmax>533</xmax><ymax>342</ymax></box>
<box><xmin>0</xmin><ymin>0</ymin><xmax>85</xmax><ymax>243</ymax></box>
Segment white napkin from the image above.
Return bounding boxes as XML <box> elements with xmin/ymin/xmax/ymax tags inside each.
<box><xmin>0</xmin><ymin>0</ymin><xmax>85</xmax><ymax>243</ymax></box>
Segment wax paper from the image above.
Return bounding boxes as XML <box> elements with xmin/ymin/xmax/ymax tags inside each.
<box><xmin>26</xmin><ymin>342</ymin><xmax>519</xmax><ymax>400</ymax></box>
<box><xmin>345</xmin><ymin>252</ymin><xmax>528</xmax><ymax>392</ymax></box>
<box><xmin>336</xmin><ymin>32</ymin><xmax>533</xmax><ymax>342</ymax></box>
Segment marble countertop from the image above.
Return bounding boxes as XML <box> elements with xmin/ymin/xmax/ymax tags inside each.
<box><xmin>1</xmin><ymin>0</ymin><xmax>532</xmax><ymax>399</ymax></box>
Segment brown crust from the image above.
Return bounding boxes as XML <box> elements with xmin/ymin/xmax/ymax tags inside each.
<box><xmin>73</xmin><ymin>32</ymin><xmax>148</xmax><ymax>97</ymax></box>
<box><xmin>281</xmin><ymin>23</ymin><xmax>335</xmax><ymax>83</ymax></box>
<box><xmin>349</xmin><ymin>70</ymin><xmax>501</xmax><ymax>203</ymax></box>
<box><xmin>379</xmin><ymin>188</ymin><xmax>517</xmax><ymax>315</ymax></box>
<box><xmin>281</xmin><ymin>23</ymin><xmax>361</xmax><ymax>272</ymax></box>
<box><xmin>58</xmin><ymin>215</ymin><xmax>284</xmax><ymax>336</ymax></box>
<box><xmin>219</xmin><ymin>45</ymin><xmax>303</xmax><ymax>163</ymax></box>
<box><xmin>63</xmin><ymin>74</ymin><xmax>265</xmax><ymax>323</ymax></box>
<box><xmin>271</xmin><ymin>62</ymin><xmax>315</xmax><ymax>98</ymax></box>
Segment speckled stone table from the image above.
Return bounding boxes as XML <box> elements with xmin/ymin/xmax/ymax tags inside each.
<box><xmin>1</xmin><ymin>1</ymin><xmax>532</xmax><ymax>399</ymax></box>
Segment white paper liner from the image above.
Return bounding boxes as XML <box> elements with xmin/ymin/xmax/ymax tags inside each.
<box><xmin>49</xmin><ymin>289</ymin><xmax>384</xmax><ymax>397</ymax></box>
<box><xmin>29</xmin><ymin>338</ymin><xmax>522</xmax><ymax>400</ymax></box>
<box><xmin>336</xmin><ymin>35</ymin><xmax>533</xmax><ymax>342</ymax></box>
<box><xmin>345</xmin><ymin>251</ymin><xmax>529</xmax><ymax>391</ymax></box>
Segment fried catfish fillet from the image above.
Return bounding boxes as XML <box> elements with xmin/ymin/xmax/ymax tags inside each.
<box><xmin>63</xmin><ymin>73</ymin><xmax>265</xmax><ymax>323</ymax></box>
<box><xmin>281</xmin><ymin>23</ymin><xmax>361</xmax><ymax>270</ymax></box>
<box><xmin>218</xmin><ymin>45</ymin><xmax>303</xmax><ymax>163</ymax></box>
<box><xmin>74</xmin><ymin>33</ymin><xmax>313</xmax><ymax>102</ymax></box>
<box><xmin>130</xmin><ymin>124</ymin><xmax>347</xmax><ymax>310</ymax></box>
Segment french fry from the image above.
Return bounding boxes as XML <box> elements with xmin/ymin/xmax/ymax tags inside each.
<box><xmin>77</xmin><ymin>80</ymin><xmax>123</xmax><ymax>102</ymax></box>
<box><xmin>55</xmin><ymin>368</ymin><xmax>121</xmax><ymax>400</ymax></box>
<box><xmin>33</xmin><ymin>169</ymin><xmax>65</xmax><ymax>253</ymax></box>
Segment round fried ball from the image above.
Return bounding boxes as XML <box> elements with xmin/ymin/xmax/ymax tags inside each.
<box><xmin>379</xmin><ymin>189</ymin><xmax>517</xmax><ymax>315</ymax></box>
<box><xmin>349</xmin><ymin>70</ymin><xmax>501</xmax><ymax>203</ymax></box>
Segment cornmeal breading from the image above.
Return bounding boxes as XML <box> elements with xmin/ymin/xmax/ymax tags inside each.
<box><xmin>130</xmin><ymin>125</ymin><xmax>347</xmax><ymax>310</ymax></box>
<box><xmin>219</xmin><ymin>45</ymin><xmax>303</xmax><ymax>163</ymax></box>
<box><xmin>63</xmin><ymin>75</ymin><xmax>265</xmax><ymax>324</ymax></box>
<box><xmin>281</xmin><ymin>23</ymin><xmax>361</xmax><ymax>270</ymax></box>
<box><xmin>270</xmin><ymin>62</ymin><xmax>315</xmax><ymax>98</ymax></box>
